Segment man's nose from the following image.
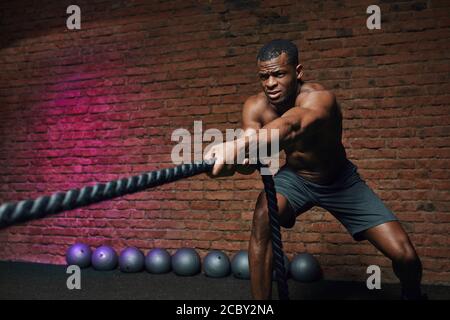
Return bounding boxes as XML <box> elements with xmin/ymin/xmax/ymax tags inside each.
<box><xmin>266</xmin><ymin>76</ymin><xmax>277</xmax><ymax>89</ymax></box>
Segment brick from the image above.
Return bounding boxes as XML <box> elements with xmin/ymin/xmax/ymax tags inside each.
<box><xmin>0</xmin><ymin>0</ymin><xmax>448</xmax><ymax>286</ymax></box>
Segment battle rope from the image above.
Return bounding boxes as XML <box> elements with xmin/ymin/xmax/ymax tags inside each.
<box><xmin>0</xmin><ymin>161</ymin><xmax>215</xmax><ymax>228</ymax></box>
<box><xmin>260</xmin><ymin>172</ymin><xmax>290</xmax><ymax>300</ymax></box>
<box><xmin>0</xmin><ymin>160</ymin><xmax>289</xmax><ymax>300</ymax></box>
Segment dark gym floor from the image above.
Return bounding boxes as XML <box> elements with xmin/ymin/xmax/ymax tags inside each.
<box><xmin>0</xmin><ymin>261</ymin><xmax>449</xmax><ymax>300</ymax></box>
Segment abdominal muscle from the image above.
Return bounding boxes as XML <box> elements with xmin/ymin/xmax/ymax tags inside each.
<box><xmin>284</xmin><ymin>143</ymin><xmax>347</xmax><ymax>185</ymax></box>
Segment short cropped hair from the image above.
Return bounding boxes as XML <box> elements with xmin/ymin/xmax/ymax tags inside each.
<box><xmin>257</xmin><ymin>39</ymin><xmax>299</xmax><ymax>66</ymax></box>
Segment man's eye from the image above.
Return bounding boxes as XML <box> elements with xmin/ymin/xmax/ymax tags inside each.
<box><xmin>276</xmin><ymin>73</ymin><xmax>285</xmax><ymax>78</ymax></box>
<box><xmin>259</xmin><ymin>74</ymin><xmax>269</xmax><ymax>80</ymax></box>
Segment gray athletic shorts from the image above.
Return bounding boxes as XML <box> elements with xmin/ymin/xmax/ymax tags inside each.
<box><xmin>273</xmin><ymin>159</ymin><xmax>398</xmax><ymax>241</ymax></box>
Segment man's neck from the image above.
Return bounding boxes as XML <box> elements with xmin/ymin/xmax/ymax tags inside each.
<box><xmin>271</xmin><ymin>81</ymin><xmax>302</xmax><ymax>115</ymax></box>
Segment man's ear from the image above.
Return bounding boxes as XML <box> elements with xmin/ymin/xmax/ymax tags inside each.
<box><xmin>296</xmin><ymin>64</ymin><xmax>304</xmax><ymax>80</ymax></box>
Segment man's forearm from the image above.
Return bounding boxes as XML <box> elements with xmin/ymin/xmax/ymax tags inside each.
<box><xmin>240</xmin><ymin>117</ymin><xmax>297</xmax><ymax>156</ymax></box>
<box><xmin>220</xmin><ymin>111</ymin><xmax>305</xmax><ymax>166</ymax></box>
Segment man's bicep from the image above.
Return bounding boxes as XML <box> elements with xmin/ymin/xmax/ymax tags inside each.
<box><xmin>282</xmin><ymin>92</ymin><xmax>335</xmax><ymax>128</ymax></box>
<box><xmin>277</xmin><ymin>107</ymin><xmax>330</xmax><ymax>142</ymax></box>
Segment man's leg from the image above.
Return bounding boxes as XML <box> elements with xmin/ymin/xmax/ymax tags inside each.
<box><xmin>361</xmin><ymin>221</ymin><xmax>424</xmax><ymax>299</ymax></box>
<box><xmin>249</xmin><ymin>191</ymin><xmax>296</xmax><ymax>300</ymax></box>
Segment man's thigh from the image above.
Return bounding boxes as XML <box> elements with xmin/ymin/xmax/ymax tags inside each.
<box><xmin>255</xmin><ymin>191</ymin><xmax>298</xmax><ymax>228</ymax></box>
<box><xmin>272</xmin><ymin>166</ymin><xmax>317</xmax><ymax>228</ymax></box>
<box><xmin>318</xmin><ymin>177</ymin><xmax>398</xmax><ymax>241</ymax></box>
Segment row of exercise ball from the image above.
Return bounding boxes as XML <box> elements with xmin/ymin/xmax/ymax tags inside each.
<box><xmin>66</xmin><ymin>244</ymin><xmax>170</xmax><ymax>273</ymax></box>
<box><xmin>67</xmin><ymin>244</ymin><xmax>229</xmax><ymax>276</ymax></box>
<box><xmin>66</xmin><ymin>243</ymin><xmax>322</xmax><ymax>281</ymax></box>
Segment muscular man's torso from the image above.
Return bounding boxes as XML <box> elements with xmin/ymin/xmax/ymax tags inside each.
<box><xmin>255</xmin><ymin>83</ymin><xmax>347</xmax><ymax>185</ymax></box>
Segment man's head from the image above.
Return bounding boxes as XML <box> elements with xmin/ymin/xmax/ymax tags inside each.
<box><xmin>257</xmin><ymin>39</ymin><xmax>303</xmax><ymax>106</ymax></box>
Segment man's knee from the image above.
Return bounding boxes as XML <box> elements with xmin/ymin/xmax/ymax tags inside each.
<box><xmin>257</xmin><ymin>191</ymin><xmax>296</xmax><ymax>226</ymax></box>
<box><xmin>391</xmin><ymin>239</ymin><xmax>419</xmax><ymax>265</ymax></box>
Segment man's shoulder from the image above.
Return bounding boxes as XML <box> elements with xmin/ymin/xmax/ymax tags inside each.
<box><xmin>243</xmin><ymin>92</ymin><xmax>269</xmax><ymax>111</ymax></box>
<box><xmin>300</xmin><ymin>82</ymin><xmax>327</xmax><ymax>92</ymax></box>
<box><xmin>297</xmin><ymin>82</ymin><xmax>335</xmax><ymax>99</ymax></box>
<box><xmin>296</xmin><ymin>83</ymin><xmax>336</xmax><ymax>110</ymax></box>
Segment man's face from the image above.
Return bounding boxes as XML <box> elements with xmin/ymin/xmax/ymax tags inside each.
<box><xmin>257</xmin><ymin>53</ymin><xmax>301</xmax><ymax>106</ymax></box>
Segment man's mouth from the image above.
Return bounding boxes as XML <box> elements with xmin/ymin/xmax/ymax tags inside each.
<box><xmin>267</xmin><ymin>91</ymin><xmax>281</xmax><ymax>99</ymax></box>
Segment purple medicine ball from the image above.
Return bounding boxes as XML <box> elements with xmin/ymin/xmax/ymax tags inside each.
<box><xmin>119</xmin><ymin>247</ymin><xmax>145</xmax><ymax>273</ymax></box>
<box><xmin>91</xmin><ymin>245</ymin><xmax>118</xmax><ymax>271</ymax></box>
<box><xmin>66</xmin><ymin>243</ymin><xmax>92</xmax><ymax>268</ymax></box>
<box><xmin>145</xmin><ymin>248</ymin><xmax>171</xmax><ymax>274</ymax></box>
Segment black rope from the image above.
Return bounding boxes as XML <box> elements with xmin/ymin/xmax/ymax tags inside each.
<box><xmin>0</xmin><ymin>161</ymin><xmax>214</xmax><ymax>228</ymax></box>
<box><xmin>259</xmin><ymin>170</ymin><xmax>290</xmax><ymax>300</ymax></box>
<box><xmin>0</xmin><ymin>159</ymin><xmax>289</xmax><ymax>300</ymax></box>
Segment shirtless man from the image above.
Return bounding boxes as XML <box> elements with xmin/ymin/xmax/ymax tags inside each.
<box><xmin>205</xmin><ymin>39</ymin><xmax>424</xmax><ymax>300</ymax></box>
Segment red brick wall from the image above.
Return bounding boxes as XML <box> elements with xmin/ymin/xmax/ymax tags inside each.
<box><xmin>0</xmin><ymin>0</ymin><xmax>449</xmax><ymax>285</ymax></box>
